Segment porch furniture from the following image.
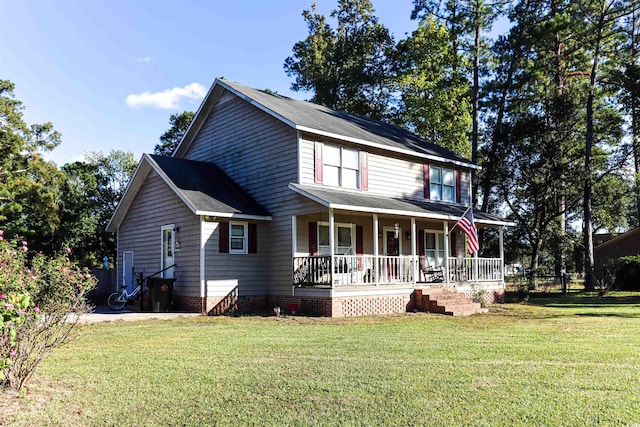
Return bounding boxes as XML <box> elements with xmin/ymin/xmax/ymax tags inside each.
<box><xmin>421</xmin><ymin>265</ymin><xmax>444</xmax><ymax>283</ymax></box>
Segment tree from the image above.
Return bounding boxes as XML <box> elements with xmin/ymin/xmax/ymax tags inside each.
<box><xmin>0</xmin><ymin>80</ymin><xmax>65</xmax><ymax>252</ymax></box>
<box><xmin>284</xmin><ymin>0</ymin><xmax>395</xmax><ymax>120</ymax></box>
<box><xmin>154</xmin><ymin>111</ymin><xmax>195</xmax><ymax>156</ymax></box>
<box><xmin>393</xmin><ymin>17</ymin><xmax>472</xmax><ymax>157</ymax></box>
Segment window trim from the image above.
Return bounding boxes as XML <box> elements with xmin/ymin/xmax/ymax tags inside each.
<box><xmin>229</xmin><ymin>221</ymin><xmax>248</xmax><ymax>254</ymax></box>
<box><xmin>322</xmin><ymin>145</ymin><xmax>360</xmax><ymax>189</ymax></box>
<box><xmin>423</xmin><ymin>229</ymin><xmax>446</xmax><ymax>267</ymax></box>
<box><xmin>429</xmin><ymin>165</ymin><xmax>456</xmax><ymax>202</ymax></box>
<box><xmin>317</xmin><ymin>221</ymin><xmax>355</xmax><ymax>255</ymax></box>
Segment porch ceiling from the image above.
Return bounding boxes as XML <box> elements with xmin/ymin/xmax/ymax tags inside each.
<box><xmin>289</xmin><ymin>183</ymin><xmax>511</xmax><ymax>226</ymax></box>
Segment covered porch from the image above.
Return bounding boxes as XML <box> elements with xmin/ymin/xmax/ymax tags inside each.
<box><xmin>290</xmin><ymin>184</ymin><xmax>509</xmax><ymax>290</ymax></box>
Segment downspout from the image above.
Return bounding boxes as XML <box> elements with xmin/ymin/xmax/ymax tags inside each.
<box><xmin>200</xmin><ymin>216</ymin><xmax>206</xmax><ymax>314</ymax></box>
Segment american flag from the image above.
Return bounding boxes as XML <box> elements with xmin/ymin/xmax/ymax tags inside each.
<box><xmin>458</xmin><ymin>207</ymin><xmax>479</xmax><ymax>254</ymax></box>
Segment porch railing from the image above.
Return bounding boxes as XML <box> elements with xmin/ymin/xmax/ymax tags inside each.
<box><xmin>293</xmin><ymin>255</ymin><xmax>503</xmax><ymax>287</ymax></box>
<box><xmin>447</xmin><ymin>257</ymin><xmax>503</xmax><ymax>282</ymax></box>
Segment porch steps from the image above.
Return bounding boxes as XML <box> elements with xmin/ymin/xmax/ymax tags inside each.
<box><xmin>419</xmin><ymin>287</ymin><xmax>488</xmax><ymax>316</ymax></box>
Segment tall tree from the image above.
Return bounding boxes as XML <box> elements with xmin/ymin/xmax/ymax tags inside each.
<box><xmin>393</xmin><ymin>17</ymin><xmax>472</xmax><ymax>157</ymax></box>
<box><xmin>58</xmin><ymin>150</ymin><xmax>136</xmax><ymax>267</ymax></box>
<box><xmin>578</xmin><ymin>0</ymin><xmax>636</xmax><ymax>290</ymax></box>
<box><xmin>0</xmin><ymin>79</ymin><xmax>65</xmax><ymax>252</ymax></box>
<box><xmin>284</xmin><ymin>0</ymin><xmax>395</xmax><ymax>120</ymax></box>
<box><xmin>154</xmin><ymin>110</ymin><xmax>195</xmax><ymax>156</ymax></box>
<box><xmin>412</xmin><ymin>0</ymin><xmax>505</xmax><ymax>201</ymax></box>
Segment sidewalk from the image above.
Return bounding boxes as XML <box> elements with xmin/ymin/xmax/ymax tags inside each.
<box><xmin>78</xmin><ymin>306</ymin><xmax>201</xmax><ymax>323</ymax></box>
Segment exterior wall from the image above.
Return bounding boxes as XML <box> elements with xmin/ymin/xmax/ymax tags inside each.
<box><xmin>295</xmin><ymin>213</ymin><xmax>466</xmax><ymax>258</ymax></box>
<box><xmin>116</xmin><ymin>172</ymin><xmax>201</xmax><ymax>302</ymax></box>
<box><xmin>202</xmin><ymin>219</ymin><xmax>270</xmax><ymax>297</ymax></box>
<box><xmin>299</xmin><ymin>138</ymin><xmax>472</xmax><ymax>206</ymax></box>
<box><xmin>182</xmin><ymin>93</ymin><xmax>319</xmax><ymax>296</ymax></box>
<box><xmin>594</xmin><ymin>229</ymin><xmax>640</xmax><ymax>273</ymax></box>
<box><xmin>268</xmin><ymin>290</ymin><xmax>415</xmax><ymax>317</ymax></box>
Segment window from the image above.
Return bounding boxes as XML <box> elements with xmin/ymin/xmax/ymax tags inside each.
<box><xmin>425</xmin><ymin>231</ymin><xmax>445</xmax><ymax>267</ymax></box>
<box><xmin>323</xmin><ymin>145</ymin><xmax>359</xmax><ymax>189</ymax></box>
<box><xmin>318</xmin><ymin>222</ymin><xmax>354</xmax><ymax>255</ymax></box>
<box><xmin>430</xmin><ymin>166</ymin><xmax>455</xmax><ymax>202</ymax></box>
<box><xmin>230</xmin><ymin>221</ymin><xmax>248</xmax><ymax>254</ymax></box>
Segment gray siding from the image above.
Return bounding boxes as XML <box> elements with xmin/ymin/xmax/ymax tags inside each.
<box><xmin>202</xmin><ymin>220</ymin><xmax>271</xmax><ymax>296</ymax></box>
<box><xmin>117</xmin><ymin>172</ymin><xmax>201</xmax><ymax>298</ymax></box>
<box><xmin>300</xmin><ymin>138</ymin><xmax>473</xmax><ymax>205</ymax></box>
<box><xmin>183</xmin><ymin>94</ymin><xmax>320</xmax><ymax>295</ymax></box>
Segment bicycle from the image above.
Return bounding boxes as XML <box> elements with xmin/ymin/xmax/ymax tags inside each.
<box><xmin>107</xmin><ymin>272</ymin><xmax>144</xmax><ymax>310</ymax></box>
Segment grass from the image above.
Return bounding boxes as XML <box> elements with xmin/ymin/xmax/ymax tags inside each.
<box><xmin>2</xmin><ymin>293</ymin><xmax>640</xmax><ymax>426</ymax></box>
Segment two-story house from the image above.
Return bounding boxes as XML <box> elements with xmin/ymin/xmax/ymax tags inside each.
<box><xmin>107</xmin><ymin>79</ymin><xmax>510</xmax><ymax>317</ymax></box>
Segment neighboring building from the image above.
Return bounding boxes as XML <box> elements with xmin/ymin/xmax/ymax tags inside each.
<box><xmin>595</xmin><ymin>228</ymin><xmax>640</xmax><ymax>274</ymax></box>
<box><xmin>107</xmin><ymin>79</ymin><xmax>511</xmax><ymax>317</ymax></box>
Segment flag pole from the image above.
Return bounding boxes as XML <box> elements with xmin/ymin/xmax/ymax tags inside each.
<box><xmin>448</xmin><ymin>205</ymin><xmax>473</xmax><ymax>235</ymax></box>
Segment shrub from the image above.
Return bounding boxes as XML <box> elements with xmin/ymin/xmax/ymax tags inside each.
<box><xmin>0</xmin><ymin>231</ymin><xmax>96</xmax><ymax>393</ymax></box>
<box><xmin>614</xmin><ymin>256</ymin><xmax>640</xmax><ymax>291</ymax></box>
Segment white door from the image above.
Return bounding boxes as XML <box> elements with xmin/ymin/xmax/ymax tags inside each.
<box><xmin>123</xmin><ymin>251</ymin><xmax>134</xmax><ymax>293</ymax></box>
<box><xmin>161</xmin><ymin>225</ymin><xmax>175</xmax><ymax>278</ymax></box>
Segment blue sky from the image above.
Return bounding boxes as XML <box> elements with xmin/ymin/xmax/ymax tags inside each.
<box><xmin>1</xmin><ymin>0</ymin><xmax>417</xmax><ymax>165</ymax></box>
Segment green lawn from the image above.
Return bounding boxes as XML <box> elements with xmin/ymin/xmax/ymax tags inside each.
<box><xmin>3</xmin><ymin>294</ymin><xmax>640</xmax><ymax>426</ymax></box>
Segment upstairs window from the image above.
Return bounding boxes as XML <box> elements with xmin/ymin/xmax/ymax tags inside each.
<box><xmin>430</xmin><ymin>166</ymin><xmax>455</xmax><ymax>202</ymax></box>
<box><xmin>323</xmin><ymin>145</ymin><xmax>359</xmax><ymax>189</ymax></box>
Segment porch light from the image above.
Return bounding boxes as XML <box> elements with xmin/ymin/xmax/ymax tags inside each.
<box><xmin>394</xmin><ymin>222</ymin><xmax>399</xmax><ymax>239</ymax></box>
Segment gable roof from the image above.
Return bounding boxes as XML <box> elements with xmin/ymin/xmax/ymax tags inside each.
<box><xmin>106</xmin><ymin>154</ymin><xmax>271</xmax><ymax>232</ymax></box>
<box><xmin>595</xmin><ymin>227</ymin><xmax>640</xmax><ymax>252</ymax></box>
<box><xmin>174</xmin><ymin>79</ymin><xmax>478</xmax><ymax>170</ymax></box>
<box><xmin>289</xmin><ymin>184</ymin><xmax>511</xmax><ymax>226</ymax></box>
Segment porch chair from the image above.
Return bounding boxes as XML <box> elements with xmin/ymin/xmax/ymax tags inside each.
<box><xmin>420</xmin><ymin>259</ymin><xmax>444</xmax><ymax>283</ymax></box>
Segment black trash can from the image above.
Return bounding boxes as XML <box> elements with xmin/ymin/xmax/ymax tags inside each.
<box><xmin>147</xmin><ymin>278</ymin><xmax>176</xmax><ymax>313</ymax></box>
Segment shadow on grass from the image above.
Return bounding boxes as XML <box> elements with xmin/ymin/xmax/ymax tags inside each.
<box><xmin>525</xmin><ymin>292</ymin><xmax>640</xmax><ymax>318</ymax></box>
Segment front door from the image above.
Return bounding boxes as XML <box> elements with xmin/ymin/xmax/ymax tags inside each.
<box><xmin>161</xmin><ymin>225</ymin><xmax>175</xmax><ymax>278</ymax></box>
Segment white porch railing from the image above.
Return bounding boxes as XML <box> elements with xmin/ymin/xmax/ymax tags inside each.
<box><xmin>293</xmin><ymin>255</ymin><xmax>503</xmax><ymax>287</ymax></box>
<box><xmin>448</xmin><ymin>257</ymin><xmax>503</xmax><ymax>282</ymax></box>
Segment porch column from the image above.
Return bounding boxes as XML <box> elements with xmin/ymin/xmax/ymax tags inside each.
<box><xmin>329</xmin><ymin>208</ymin><xmax>335</xmax><ymax>287</ymax></box>
<box><xmin>473</xmin><ymin>241</ymin><xmax>479</xmax><ymax>282</ymax></box>
<box><xmin>411</xmin><ymin>217</ymin><xmax>417</xmax><ymax>283</ymax></box>
<box><xmin>373</xmin><ymin>214</ymin><xmax>379</xmax><ymax>285</ymax></box>
<box><xmin>291</xmin><ymin>216</ymin><xmax>297</xmax><ymax>256</ymax></box>
<box><xmin>443</xmin><ymin>222</ymin><xmax>450</xmax><ymax>283</ymax></box>
<box><xmin>499</xmin><ymin>226</ymin><xmax>505</xmax><ymax>282</ymax></box>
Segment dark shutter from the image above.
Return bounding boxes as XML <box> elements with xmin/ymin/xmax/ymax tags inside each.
<box><xmin>314</xmin><ymin>142</ymin><xmax>323</xmax><ymax>184</ymax></box>
<box><xmin>248</xmin><ymin>223</ymin><xmax>258</xmax><ymax>254</ymax></box>
<box><xmin>309</xmin><ymin>221</ymin><xmax>318</xmax><ymax>255</ymax></box>
<box><xmin>359</xmin><ymin>151</ymin><xmax>368</xmax><ymax>190</ymax></box>
<box><xmin>418</xmin><ymin>230</ymin><xmax>425</xmax><ymax>256</ymax></box>
<box><xmin>455</xmin><ymin>170</ymin><xmax>461</xmax><ymax>203</ymax></box>
<box><xmin>451</xmin><ymin>231</ymin><xmax>457</xmax><ymax>256</ymax></box>
<box><xmin>423</xmin><ymin>164</ymin><xmax>430</xmax><ymax>199</ymax></box>
<box><xmin>219</xmin><ymin>222</ymin><xmax>229</xmax><ymax>253</ymax></box>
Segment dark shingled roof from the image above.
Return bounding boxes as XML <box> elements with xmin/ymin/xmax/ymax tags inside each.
<box><xmin>150</xmin><ymin>155</ymin><xmax>269</xmax><ymax>217</ymax></box>
<box><xmin>290</xmin><ymin>184</ymin><xmax>507</xmax><ymax>225</ymax></box>
<box><xmin>220</xmin><ymin>80</ymin><xmax>473</xmax><ymax>166</ymax></box>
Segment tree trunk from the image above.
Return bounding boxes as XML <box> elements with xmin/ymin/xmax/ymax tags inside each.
<box><xmin>472</xmin><ymin>11</ymin><xmax>480</xmax><ymax>207</ymax></box>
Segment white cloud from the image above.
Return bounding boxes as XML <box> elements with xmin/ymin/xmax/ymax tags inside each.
<box><xmin>136</xmin><ymin>55</ymin><xmax>152</xmax><ymax>63</ymax></box>
<box><xmin>125</xmin><ymin>83</ymin><xmax>207</xmax><ymax>110</ymax></box>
